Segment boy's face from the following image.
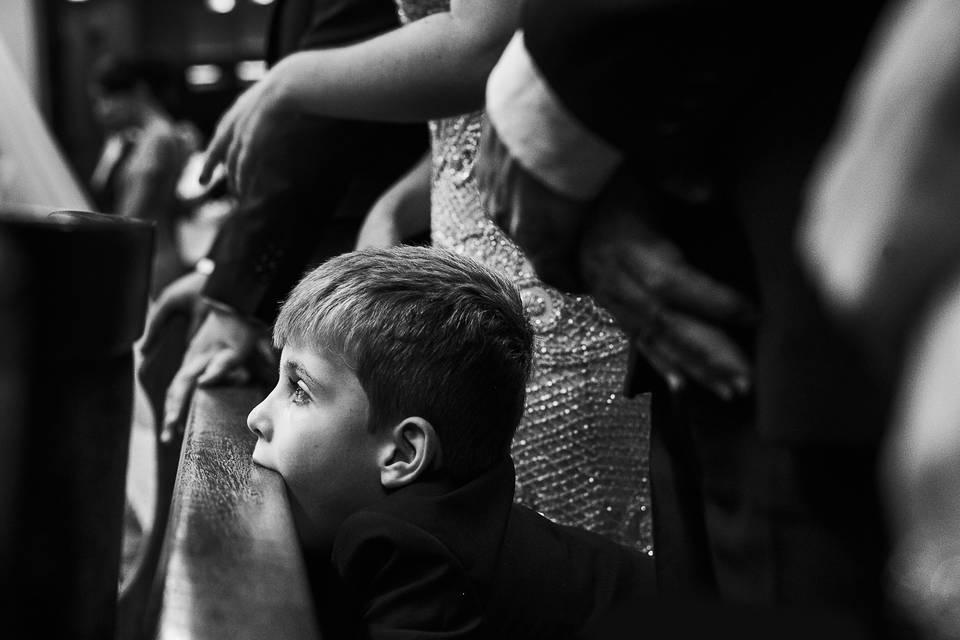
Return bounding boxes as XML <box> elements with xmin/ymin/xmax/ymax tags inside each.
<box><xmin>248</xmin><ymin>343</ymin><xmax>385</xmax><ymax>551</ymax></box>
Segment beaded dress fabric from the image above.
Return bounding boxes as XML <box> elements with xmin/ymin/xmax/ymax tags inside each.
<box><xmin>394</xmin><ymin>0</ymin><xmax>653</xmax><ymax>554</ymax></box>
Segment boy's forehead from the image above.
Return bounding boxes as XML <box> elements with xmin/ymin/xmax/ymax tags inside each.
<box><xmin>281</xmin><ymin>343</ymin><xmax>354</xmax><ymax>378</ymax></box>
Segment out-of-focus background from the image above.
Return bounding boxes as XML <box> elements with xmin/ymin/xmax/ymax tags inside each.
<box><xmin>0</xmin><ymin>0</ymin><xmax>286</xmax><ymax>594</ymax></box>
<box><xmin>5</xmin><ymin>0</ymin><xmax>273</xmax><ymax>183</ymax></box>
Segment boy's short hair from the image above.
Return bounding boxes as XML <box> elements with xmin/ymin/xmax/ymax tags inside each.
<box><xmin>274</xmin><ymin>246</ymin><xmax>534</xmax><ymax>481</ymax></box>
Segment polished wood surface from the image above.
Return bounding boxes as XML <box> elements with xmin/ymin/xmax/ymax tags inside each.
<box><xmin>154</xmin><ymin>385</ymin><xmax>320</xmax><ymax>640</ymax></box>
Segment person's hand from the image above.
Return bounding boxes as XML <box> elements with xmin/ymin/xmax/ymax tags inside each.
<box><xmin>160</xmin><ymin>308</ymin><xmax>269</xmax><ymax>443</ymax></box>
<box><xmin>477</xmin><ymin>121</ymin><xmax>588</xmax><ymax>292</ymax></box>
<box><xmin>141</xmin><ymin>270</ymin><xmax>210</xmax><ymax>354</ymax></box>
<box><xmin>580</xmin><ymin>191</ymin><xmax>755</xmax><ymax>399</ymax></box>
<box><xmin>477</xmin><ymin>120</ymin><xmax>753</xmax><ymax>398</ymax></box>
<box><xmin>199</xmin><ymin>70</ymin><xmax>292</xmax><ymax>198</ymax></box>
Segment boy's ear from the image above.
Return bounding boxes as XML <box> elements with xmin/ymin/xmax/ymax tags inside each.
<box><xmin>377</xmin><ymin>417</ymin><xmax>442</xmax><ymax>490</ymax></box>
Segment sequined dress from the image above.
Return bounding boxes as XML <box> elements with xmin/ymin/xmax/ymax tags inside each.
<box><xmin>395</xmin><ymin>0</ymin><xmax>653</xmax><ymax>554</ymax></box>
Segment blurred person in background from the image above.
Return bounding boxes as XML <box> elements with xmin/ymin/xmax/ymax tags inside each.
<box><xmin>801</xmin><ymin>1</ymin><xmax>960</xmax><ymax>636</ymax></box>
<box><xmin>88</xmin><ymin>55</ymin><xmax>201</xmax><ymax>293</ymax></box>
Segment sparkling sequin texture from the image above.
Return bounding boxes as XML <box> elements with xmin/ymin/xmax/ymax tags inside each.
<box><xmin>394</xmin><ymin>0</ymin><xmax>653</xmax><ymax>554</ymax></box>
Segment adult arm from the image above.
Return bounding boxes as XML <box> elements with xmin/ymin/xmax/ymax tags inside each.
<box><xmin>356</xmin><ymin>152</ymin><xmax>432</xmax><ymax>249</ymax></box>
<box><xmin>201</xmin><ymin>0</ymin><xmax>521</xmax><ymax>193</ymax></box>
<box><xmin>274</xmin><ymin>0</ymin><xmax>519</xmax><ymax>121</ymax></box>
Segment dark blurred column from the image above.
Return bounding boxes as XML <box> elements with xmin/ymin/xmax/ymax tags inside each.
<box><xmin>0</xmin><ymin>208</ymin><xmax>152</xmax><ymax>639</ymax></box>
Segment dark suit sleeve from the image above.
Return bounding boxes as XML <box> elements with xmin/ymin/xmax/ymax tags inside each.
<box><xmin>203</xmin><ymin>0</ymin><xmax>427</xmax><ymax>325</ymax></box>
<box><xmin>201</xmin><ymin>114</ymin><xmax>425</xmax><ymax>324</ymax></box>
<box><xmin>520</xmin><ymin>0</ymin><xmax>743</xmax><ymax>167</ymax></box>
<box><xmin>331</xmin><ymin>512</ymin><xmax>487</xmax><ymax>640</ymax></box>
<box><xmin>520</xmin><ymin>0</ymin><xmax>880</xmax><ymax>175</ymax></box>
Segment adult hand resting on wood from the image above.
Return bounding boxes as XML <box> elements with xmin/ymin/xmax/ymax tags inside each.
<box><xmin>141</xmin><ymin>271</ymin><xmax>276</xmax><ymax>443</ymax></box>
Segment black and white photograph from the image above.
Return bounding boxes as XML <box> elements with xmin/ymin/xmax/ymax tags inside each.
<box><xmin>0</xmin><ymin>1</ymin><xmax>956</xmax><ymax>638</ymax></box>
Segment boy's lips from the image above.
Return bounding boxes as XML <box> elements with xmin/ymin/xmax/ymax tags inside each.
<box><xmin>250</xmin><ymin>441</ymin><xmax>274</xmax><ymax>470</ymax></box>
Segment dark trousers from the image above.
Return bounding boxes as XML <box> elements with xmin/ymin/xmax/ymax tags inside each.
<box><xmin>649</xmin><ymin>380</ymin><xmax>889</xmax><ymax>637</ymax></box>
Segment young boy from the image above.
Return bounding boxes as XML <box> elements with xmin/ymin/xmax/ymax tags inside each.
<box><xmin>247</xmin><ymin>246</ymin><xmax>654</xmax><ymax>638</ymax></box>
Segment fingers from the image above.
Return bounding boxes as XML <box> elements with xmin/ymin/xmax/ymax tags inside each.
<box><xmin>160</xmin><ymin>348</ymin><xmax>252</xmax><ymax>443</ymax></box>
<box><xmin>224</xmin><ymin>126</ymin><xmax>243</xmax><ymax>197</ymax></box>
<box><xmin>637</xmin><ymin>309</ymin><xmax>752</xmax><ymax>400</ymax></box>
<box><xmin>161</xmin><ymin>354</ymin><xmax>209</xmax><ymax>444</ymax></box>
<box><xmin>594</xmin><ymin>267</ymin><xmax>751</xmax><ymax>399</ymax></box>
<box><xmin>141</xmin><ymin>298</ymin><xmax>175</xmax><ymax>353</ymax></box>
<box><xmin>200</xmin><ymin>90</ymin><xmax>246</xmax><ymax>186</ymax></box>
<box><xmin>589</xmin><ymin>261</ymin><xmax>666</xmax><ymax>336</ymax></box>
<box><xmin>634</xmin><ymin>253</ymin><xmax>756</xmax><ymax>326</ymax></box>
<box><xmin>582</xmin><ymin>249</ymin><xmax>752</xmax><ymax>400</ymax></box>
<box><xmin>141</xmin><ymin>272</ymin><xmax>210</xmax><ymax>352</ymax></box>
<box><xmin>631</xmin><ymin>340</ymin><xmax>686</xmax><ymax>392</ymax></box>
<box><xmin>200</xmin><ymin>120</ymin><xmax>231</xmax><ymax>186</ymax></box>
<box><xmin>582</xmin><ymin>201</ymin><xmax>755</xmax><ymax>326</ymax></box>
<box><xmin>233</xmin><ymin>145</ymin><xmax>250</xmax><ymax>200</ymax></box>
<box><xmin>197</xmin><ymin>348</ymin><xmax>245</xmax><ymax>386</ymax></box>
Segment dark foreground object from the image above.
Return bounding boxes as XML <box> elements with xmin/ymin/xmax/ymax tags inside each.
<box><xmin>0</xmin><ymin>208</ymin><xmax>152</xmax><ymax>639</ymax></box>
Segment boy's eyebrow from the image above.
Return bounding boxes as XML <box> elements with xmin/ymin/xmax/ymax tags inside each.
<box><xmin>284</xmin><ymin>359</ymin><xmax>324</xmax><ymax>391</ymax></box>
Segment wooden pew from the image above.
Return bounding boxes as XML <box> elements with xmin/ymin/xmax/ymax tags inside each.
<box><xmin>149</xmin><ymin>385</ymin><xmax>321</xmax><ymax>640</ymax></box>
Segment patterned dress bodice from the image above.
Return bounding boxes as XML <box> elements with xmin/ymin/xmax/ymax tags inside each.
<box><xmin>394</xmin><ymin>0</ymin><xmax>653</xmax><ymax>554</ymax></box>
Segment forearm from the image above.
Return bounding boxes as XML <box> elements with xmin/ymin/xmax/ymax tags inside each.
<box><xmin>270</xmin><ymin>0</ymin><xmax>519</xmax><ymax>122</ymax></box>
<box><xmin>387</xmin><ymin>152</ymin><xmax>432</xmax><ymax>238</ymax></box>
<box><xmin>357</xmin><ymin>152</ymin><xmax>432</xmax><ymax>249</ymax></box>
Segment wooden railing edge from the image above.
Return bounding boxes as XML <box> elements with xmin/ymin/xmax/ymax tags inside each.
<box><xmin>149</xmin><ymin>385</ymin><xmax>321</xmax><ymax>640</ymax></box>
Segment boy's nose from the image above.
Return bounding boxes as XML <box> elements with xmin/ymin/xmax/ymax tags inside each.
<box><xmin>247</xmin><ymin>398</ymin><xmax>271</xmax><ymax>440</ymax></box>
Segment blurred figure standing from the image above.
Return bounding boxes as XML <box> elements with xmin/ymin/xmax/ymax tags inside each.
<box><xmin>88</xmin><ymin>56</ymin><xmax>200</xmax><ymax>293</ymax></box>
<box><xmin>802</xmin><ymin>1</ymin><xmax>960</xmax><ymax>636</ymax></box>
<box><xmin>88</xmin><ymin>56</ymin><xmax>199</xmax><ymax>221</ymax></box>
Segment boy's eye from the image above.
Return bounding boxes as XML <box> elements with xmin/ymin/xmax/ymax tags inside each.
<box><xmin>288</xmin><ymin>377</ymin><xmax>311</xmax><ymax>406</ymax></box>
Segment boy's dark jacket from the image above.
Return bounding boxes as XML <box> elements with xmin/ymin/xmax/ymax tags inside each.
<box><xmin>310</xmin><ymin>457</ymin><xmax>654</xmax><ymax>639</ymax></box>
